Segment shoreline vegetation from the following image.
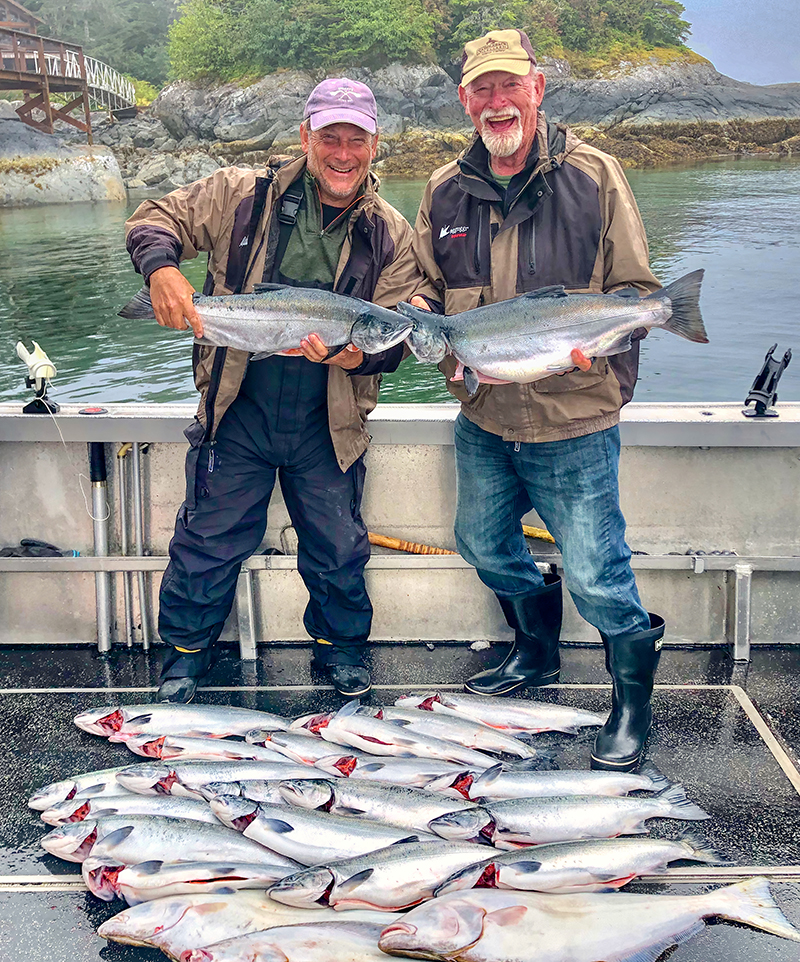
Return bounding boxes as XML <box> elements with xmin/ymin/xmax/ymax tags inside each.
<box><xmin>2</xmin><ymin>1</ymin><xmax>800</xmax><ymax>203</ymax></box>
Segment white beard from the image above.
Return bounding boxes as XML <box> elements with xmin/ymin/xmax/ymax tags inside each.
<box><xmin>480</xmin><ymin>107</ymin><xmax>523</xmax><ymax>158</ymax></box>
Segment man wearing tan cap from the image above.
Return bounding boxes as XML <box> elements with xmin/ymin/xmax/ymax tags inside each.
<box><xmin>410</xmin><ymin>30</ymin><xmax>666</xmax><ymax>773</ymax></box>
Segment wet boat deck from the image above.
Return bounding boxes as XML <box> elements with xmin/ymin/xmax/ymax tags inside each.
<box><xmin>1</xmin><ymin>641</ymin><xmax>799</xmax><ymax>960</ymax></box>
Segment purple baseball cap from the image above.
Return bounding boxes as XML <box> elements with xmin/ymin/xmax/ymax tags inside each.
<box><xmin>303</xmin><ymin>78</ymin><xmax>378</xmax><ymax>135</ymax></box>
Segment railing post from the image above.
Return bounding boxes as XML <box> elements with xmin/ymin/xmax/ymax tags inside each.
<box><xmin>35</xmin><ymin>35</ymin><xmax>53</xmax><ymax>133</ymax></box>
<box><xmin>12</xmin><ymin>30</ymin><xmax>22</xmax><ymax>73</ymax></box>
<box><xmin>726</xmin><ymin>563</ymin><xmax>754</xmax><ymax>663</ymax></box>
<box><xmin>77</xmin><ymin>47</ymin><xmax>93</xmax><ymax>144</ymax></box>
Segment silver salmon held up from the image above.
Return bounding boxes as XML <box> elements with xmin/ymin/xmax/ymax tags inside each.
<box><xmin>118</xmin><ymin>285</ymin><xmax>413</xmax><ymax>357</ymax></box>
<box><xmin>396</xmin><ymin>270</ymin><xmax>707</xmax><ymax>394</ymax></box>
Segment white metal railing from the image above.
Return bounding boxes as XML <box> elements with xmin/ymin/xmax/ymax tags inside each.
<box><xmin>84</xmin><ymin>54</ymin><xmax>135</xmax><ymax>106</ymax></box>
<box><xmin>0</xmin><ymin>30</ymin><xmax>134</xmax><ymax>108</ymax></box>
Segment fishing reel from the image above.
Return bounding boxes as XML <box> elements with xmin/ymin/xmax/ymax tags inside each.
<box><xmin>16</xmin><ymin>340</ymin><xmax>60</xmax><ymax>414</ymax></box>
<box><xmin>743</xmin><ymin>343</ymin><xmax>792</xmax><ymax>418</ymax></box>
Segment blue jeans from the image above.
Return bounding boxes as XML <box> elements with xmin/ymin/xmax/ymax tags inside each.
<box><xmin>454</xmin><ymin>414</ymin><xmax>650</xmax><ymax>640</ymax></box>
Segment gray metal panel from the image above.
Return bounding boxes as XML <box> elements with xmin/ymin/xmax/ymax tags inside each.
<box><xmin>2</xmin><ymin>402</ymin><xmax>800</xmax><ymax>446</ymax></box>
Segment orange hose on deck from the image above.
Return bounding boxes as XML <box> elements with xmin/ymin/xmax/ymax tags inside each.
<box><xmin>368</xmin><ymin>533</ymin><xmax>458</xmax><ymax>555</ymax></box>
<box><xmin>522</xmin><ymin>525</ymin><xmax>556</xmax><ymax>544</ymax></box>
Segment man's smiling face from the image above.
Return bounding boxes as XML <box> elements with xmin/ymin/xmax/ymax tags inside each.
<box><xmin>301</xmin><ymin>121</ymin><xmax>378</xmax><ymax>206</ymax></box>
<box><xmin>459</xmin><ymin>68</ymin><xmax>546</xmax><ymax>169</ymax></box>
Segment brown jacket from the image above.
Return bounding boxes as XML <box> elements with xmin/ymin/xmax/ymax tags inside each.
<box><xmin>412</xmin><ymin>115</ymin><xmax>661</xmax><ymax>444</ymax></box>
<box><xmin>125</xmin><ymin>157</ymin><xmax>422</xmax><ymax>470</ymax></box>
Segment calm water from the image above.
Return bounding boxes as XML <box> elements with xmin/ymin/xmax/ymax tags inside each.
<box><xmin>1</xmin><ymin>157</ymin><xmax>799</xmax><ymax>406</ymax></box>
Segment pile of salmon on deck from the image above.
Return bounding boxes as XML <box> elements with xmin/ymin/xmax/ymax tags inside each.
<box><xmin>29</xmin><ymin>693</ymin><xmax>800</xmax><ymax>961</ymax></box>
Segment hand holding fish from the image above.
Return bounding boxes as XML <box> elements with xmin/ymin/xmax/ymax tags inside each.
<box><xmin>148</xmin><ymin>267</ymin><xmax>204</xmax><ymax>337</ymax></box>
<box><xmin>299</xmin><ymin>332</ymin><xmax>364</xmax><ymax>370</ymax></box>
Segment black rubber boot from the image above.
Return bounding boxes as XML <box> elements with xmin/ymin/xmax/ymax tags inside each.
<box><xmin>312</xmin><ymin>641</ymin><xmax>372</xmax><ymax>697</ymax></box>
<box><xmin>156</xmin><ymin>647</ymin><xmax>214</xmax><ymax>704</ymax></box>
<box><xmin>156</xmin><ymin>677</ymin><xmax>198</xmax><ymax>704</ymax></box>
<box><xmin>591</xmin><ymin>613</ymin><xmax>665</xmax><ymax>773</ymax></box>
<box><xmin>465</xmin><ymin>574</ymin><xmax>562</xmax><ymax>696</ymax></box>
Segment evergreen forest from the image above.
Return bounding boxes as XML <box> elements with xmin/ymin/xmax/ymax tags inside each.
<box><xmin>23</xmin><ymin>0</ymin><xmax>692</xmax><ymax>88</ymax></box>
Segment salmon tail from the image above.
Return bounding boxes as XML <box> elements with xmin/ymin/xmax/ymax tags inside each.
<box><xmin>658</xmin><ymin>782</ymin><xmax>711</xmax><ymax>820</ymax></box>
<box><xmin>712</xmin><ymin>877</ymin><xmax>800</xmax><ymax>941</ymax></box>
<box><xmin>649</xmin><ymin>269</ymin><xmax>708</xmax><ymax>343</ymax></box>
<box><xmin>118</xmin><ymin>286</ymin><xmax>155</xmax><ymax>319</ymax></box>
<box><xmin>638</xmin><ymin>761</ymin><xmax>671</xmax><ymax>792</ymax></box>
<box><xmin>677</xmin><ymin>828</ymin><xmax>731</xmax><ymax>864</ymax></box>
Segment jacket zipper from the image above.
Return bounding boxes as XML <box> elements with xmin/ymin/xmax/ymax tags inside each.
<box><xmin>474</xmin><ymin>206</ymin><xmax>484</xmax><ymax>275</ymax></box>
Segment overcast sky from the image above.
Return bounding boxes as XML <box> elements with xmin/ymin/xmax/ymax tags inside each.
<box><xmin>683</xmin><ymin>1</ymin><xmax>800</xmax><ymax>85</ymax></box>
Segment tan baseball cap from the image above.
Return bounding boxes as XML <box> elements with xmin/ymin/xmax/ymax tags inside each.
<box><xmin>460</xmin><ymin>29</ymin><xmax>537</xmax><ymax>88</ymax></box>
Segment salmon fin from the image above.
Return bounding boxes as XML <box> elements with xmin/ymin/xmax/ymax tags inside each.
<box><xmin>480</xmin><ymin>764</ymin><xmax>504</xmax><ymax>785</ymax></box>
<box><xmin>601</xmin><ymin>331</ymin><xmax>634</xmax><ymax>356</ymax></box>
<box><xmin>715</xmin><ymin>877</ymin><xmax>800</xmax><ymax>941</ymax></box>
<box><xmin>263</xmin><ymin>818</ymin><xmax>294</xmax><ymax>834</ymax></box>
<box><xmin>100</xmin><ymin>825</ymin><xmax>135</xmax><ymax>847</ymax></box>
<box><xmin>336</xmin><ymin>868</ymin><xmax>375</xmax><ymax>895</ymax></box>
<box><xmin>611</xmin><ymin>920</ymin><xmax>705</xmax><ymax>962</ymax></box>
<box><xmin>118</xmin><ymin>287</ymin><xmax>155</xmax><ymax>319</ymax></box>
<box><xmin>323</xmin><ymin>344</ymin><xmax>348</xmax><ymax>361</ymax></box>
<box><xmin>658</xmin><ymin>782</ymin><xmax>711</xmax><ymax>820</ymax></box>
<box><xmin>124</xmin><ymin>713</ymin><xmax>153</xmax><ymax>725</ymax></box>
<box><xmin>650</xmin><ymin>269</ymin><xmax>708</xmax><ymax>343</ymax></box>
<box><xmin>509</xmin><ymin>754</ymin><xmax>559</xmax><ymax>772</ymax></box>
<box><xmin>336</xmin><ymin>806</ymin><xmax>367</xmax><ymax>816</ymax></box>
<box><xmin>253</xmin><ymin>282</ymin><xmax>291</xmax><ymax>292</ymax></box>
<box><xmin>335</xmin><ymin>700</ymin><xmax>362</xmax><ymax>718</ymax></box>
<box><xmin>392</xmin><ymin>836</ymin><xmax>423</xmax><ymax>845</ymax></box>
<box><xmin>397</xmin><ymin>300</ymin><xmax>444</xmax><ymax>318</ymax></box>
<box><xmin>522</xmin><ymin>285</ymin><xmax>568</xmax><ymax>299</ymax></box>
<box><xmin>249</xmin><ymin>351</ymin><xmax>277</xmax><ymax>361</ymax></box>
<box><xmin>435</xmin><ymin>863</ymin><xmax>490</xmax><ymax>896</ymax></box>
<box><xmin>137</xmin><ymin>860</ymin><xmax>164</xmax><ymax>874</ymax></box>
<box><xmin>610</xmin><ymin>287</ymin><xmax>641</xmax><ymax>298</ymax></box>
<box><xmin>464</xmin><ymin>368</ymin><xmax>480</xmax><ymax>396</ymax></box>
<box><xmin>81</xmin><ymin>782</ymin><xmax>110</xmax><ymax>797</ymax></box>
<box><xmin>209</xmin><ymin>885</ymin><xmax>237</xmax><ymax>895</ymax></box>
<box><xmin>638</xmin><ymin>761</ymin><xmax>671</xmax><ymax>792</ymax></box>
<box><xmin>677</xmin><ymin>829</ymin><xmax>730</xmax><ymax>864</ymax></box>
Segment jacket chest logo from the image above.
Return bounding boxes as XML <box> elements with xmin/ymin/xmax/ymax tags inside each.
<box><xmin>439</xmin><ymin>224</ymin><xmax>469</xmax><ymax>240</ymax></box>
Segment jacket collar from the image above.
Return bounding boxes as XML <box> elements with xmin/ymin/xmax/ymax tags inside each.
<box><xmin>267</xmin><ymin>155</ymin><xmax>379</xmax><ymax>223</ymax></box>
<box><xmin>457</xmin><ymin>112</ymin><xmax>571</xmax><ymax>205</ymax></box>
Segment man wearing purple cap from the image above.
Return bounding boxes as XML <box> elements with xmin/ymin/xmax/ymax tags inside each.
<box><xmin>125</xmin><ymin>78</ymin><xmax>420</xmax><ymax>702</ymax></box>
<box><xmin>409</xmin><ymin>30</ymin><xmax>666</xmax><ymax>773</ymax></box>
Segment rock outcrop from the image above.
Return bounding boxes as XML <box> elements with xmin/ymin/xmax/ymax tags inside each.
<box><xmin>6</xmin><ymin>56</ymin><xmax>800</xmax><ymax>202</ymax></box>
<box><xmin>544</xmin><ymin>62</ymin><xmax>800</xmax><ymax>126</ymax></box>
<box><xmin>152</xmin><ymin>64</ymin><xmax>464</xmax><ymax>150</ymax></box>
<box><xmin>0</xmin><ymin>116</ymin><xmax>125</xmax><ymax>208</ymax></box>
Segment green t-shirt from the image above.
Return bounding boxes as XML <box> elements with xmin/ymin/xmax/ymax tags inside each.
<box><xmin>490</xmin><ymin>169</ymin><xmax>514</xmax><ymax>189</ymax></box>
<box><xmin>278</xmin><ymin>171</ymin><xmax>359</xmax><ymax>288</ymax></box>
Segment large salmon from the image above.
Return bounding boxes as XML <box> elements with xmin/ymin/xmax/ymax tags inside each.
<box><xmin>396</xmin><ymin>270</ymin><xmax>707</xmax><ymax>394</ymax></box>
<box><xmin>118</xmin><ymin>285</ymin><xmax>412</xmax><ymax>356</ymax></box>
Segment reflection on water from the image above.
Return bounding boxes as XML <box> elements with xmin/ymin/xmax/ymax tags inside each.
<box><xmin>1</xmin><ymin>156</ymin><xmax>799</xmax><ymax>406</ymax></box>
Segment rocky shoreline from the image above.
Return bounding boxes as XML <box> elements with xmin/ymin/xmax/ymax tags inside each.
<box><xmin>2</xmin><ymin>58</ymin><xmax>800</xmax><ymax>204</ymax></box>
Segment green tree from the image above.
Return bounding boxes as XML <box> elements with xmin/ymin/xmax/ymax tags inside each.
<box><xmin>26</xmin><ymin>0</ymin><xmax>178</xmax><ymax>86</ymax></box>
<box><xmin>337</xmin><ymin>0</ymin><xmax>435</xmax><ymax>67</ymax></box>
<box><xmin>168</xmin><ymin>0</ymin><xmax>239</xmax><ymax>78</ymax></box>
